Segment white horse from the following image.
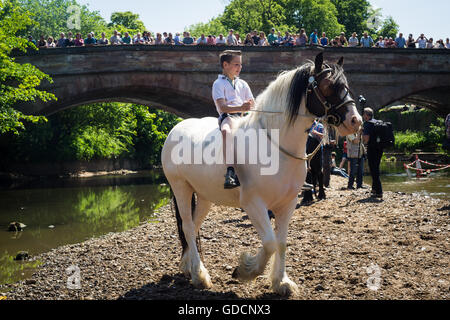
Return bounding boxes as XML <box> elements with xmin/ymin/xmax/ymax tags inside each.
<box><xmin>161</xmin><ymin>52</ymin><xmax>362</xmax><ymax>296</ymax></box>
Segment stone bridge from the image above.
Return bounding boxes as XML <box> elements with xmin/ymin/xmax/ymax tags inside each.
<box><xmin>14</xmin><ymin>45</ymin><xmax>450</xmax><ymax>118</ymax></box>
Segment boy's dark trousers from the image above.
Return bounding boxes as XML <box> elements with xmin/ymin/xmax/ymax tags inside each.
<box><xmin>367</xmin><ymin>147</ymin><xmax>383</xmax><ymax>195</ymax></box>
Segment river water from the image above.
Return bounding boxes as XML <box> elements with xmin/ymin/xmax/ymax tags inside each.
<box><xmin>0</xmin><ymin>163</ymin><xmax>448</xmax><ymax>285</ymax></box>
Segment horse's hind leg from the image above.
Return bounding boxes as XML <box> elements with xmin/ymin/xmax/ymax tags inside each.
<box><xmin>232</xmin><ymin>199</ymin><xmax>277</xmax><ymax>281</ymax></box>
<box><xmin>172</xmin><ymin>182</ymin><xmax>212</xmax><ymax>289</ymax></box>
<box><xmin>270</xmin><ymin>199</ymin><xmax>299</xmax><ymax>297</ymax></box>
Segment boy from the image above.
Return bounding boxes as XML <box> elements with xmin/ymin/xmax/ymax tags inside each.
<box><xmin>212</xmin><ymin>50</ymin><xmax>255</xmax><ymax>189</ymax></box>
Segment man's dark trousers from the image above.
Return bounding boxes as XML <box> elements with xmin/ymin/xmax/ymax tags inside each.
<box><xmin>322</xmin><ymin>145</ymin><xmax>332</xmax><ymax>188</ymax></box>
<box><xmin>367</xmin><ymin>147</ymin><xmax>383</xmax><ymax>195</ymax></box>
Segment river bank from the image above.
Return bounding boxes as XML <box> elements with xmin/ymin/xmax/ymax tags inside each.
<box><xmin>0</xmin><ymin>176</ymin><xmax>448</xmax><ymax>300</ymax></box>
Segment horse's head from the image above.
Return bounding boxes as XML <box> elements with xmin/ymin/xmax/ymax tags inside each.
<box><xmin>287</xmin><ymin>52</ymin><xmax>362</xmax><ymax>136</ymax></box>
<box><xmin>307</xmin><ymin>52</ymin><xmax>362</xmax><ymax>135</ymax></box>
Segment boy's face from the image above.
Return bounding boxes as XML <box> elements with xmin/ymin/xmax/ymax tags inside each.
<box><xmin>223</xmin><ymin>56</ymin><xmax>242</xmax><ymax>78</ymax></box>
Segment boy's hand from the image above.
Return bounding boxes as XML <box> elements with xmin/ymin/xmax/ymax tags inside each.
<box><xmin>241</xmin><ymin>101</ymin><xmax>252</xmax><ymax>111</ymax></box>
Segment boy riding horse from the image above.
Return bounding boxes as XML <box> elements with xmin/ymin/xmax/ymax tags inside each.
<box><xmin>212</xmin><ymin>50</ymin><xmax>255</xmax><ymax>189</ymax></box>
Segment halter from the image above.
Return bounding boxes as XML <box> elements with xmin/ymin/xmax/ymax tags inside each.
<box><xmin>306</xmin><ymin>65</ymin><xmax>356</xmax><ymax>127</ymax></box>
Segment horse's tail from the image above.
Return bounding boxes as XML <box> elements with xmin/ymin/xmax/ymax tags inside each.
<box><xmin>172</xmin><ymin>189</ymin><xmax>198</xmax><ymax>257</ymax></box>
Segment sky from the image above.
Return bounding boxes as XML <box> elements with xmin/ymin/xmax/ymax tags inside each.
<box><xmin>77</xmin><ymin>0</ymin><xmax>450</xmax><ymax>41</ymax></box>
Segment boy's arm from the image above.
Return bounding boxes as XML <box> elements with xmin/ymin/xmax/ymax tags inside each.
<box><xmin>214</xmin><ymin>99</ymin><xmax>252</xmax><ymax>114</ymax></box>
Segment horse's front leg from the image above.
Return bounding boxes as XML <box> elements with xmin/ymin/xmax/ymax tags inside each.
<box><xmin>232</xmin><ymin>199</ymin><xmax>277</xmax><ymax>281</ymax></box>
<box><xmin>270</xmin><ymin>198</ymin><xmax>299</xmax><ymax>297</ymax></box>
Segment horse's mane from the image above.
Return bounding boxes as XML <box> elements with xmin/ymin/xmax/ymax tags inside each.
<box><xmin>244</xmin><ymin>60</ymin><xmax>347</xmax><ymax>130</ymax></box>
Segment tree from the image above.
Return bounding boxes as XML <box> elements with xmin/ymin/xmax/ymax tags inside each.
<box><xmin>18</xmin><ymin>0</ymin><xmax>108</xmax><ymax>39</ymax></box>
<box><xmin>0</xmin><ymin>0</ymin><xmax>55</xmax><ymax>135</ymax></box>
<box><xmin>284</xmin><ymin>0</ymin><xmax>344</xmax><ymax>37</ymax></box>
<box><xmin>108</xmin><ymin>11</ymin><xmax>146</xmax><ymax>31</ymax></box>
<box><xmin>330</xmin><ymin>0</ymin><xmax>371</xmax><ymax>36</ymax></box>
<box><xmin>377</xmin><ymin>16</ymin><xmax>399</xmax><ymax>40</ymax></box>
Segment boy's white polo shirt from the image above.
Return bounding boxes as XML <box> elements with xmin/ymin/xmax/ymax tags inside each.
<box><xmin>212</xmin><ymin>75</ymin><xmax>254</xmax><ymax>115</ymax></box>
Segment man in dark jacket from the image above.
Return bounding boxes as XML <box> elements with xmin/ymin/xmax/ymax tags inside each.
<box><xmin>362</xmin><ymin>108</ymin><xmax>383</xmax><ymax>198</ymax></box>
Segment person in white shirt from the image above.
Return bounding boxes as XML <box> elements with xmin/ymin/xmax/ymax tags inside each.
<box><xmin>348</xmin><ymin>32</ymin><xmax>359</xmax><ymax>47</ymax></box>
<box><xmin>216</xmin><ymin>34</ymin><xmax>226</xmax><ymax>46</ymax></box>
<box><xmin>212</xmin><ymin>50</ymin><xmax>255</xmax><ymax>188</ymax></box>
<box><xmin>226</xmin><ymin>29</ymin><xmax>238</xmax><ymax>46</ymax></box>
<box><xmin>416</xmin><ymin>34</ymin><xmax>428</xmax><ymax>48</ymax></box>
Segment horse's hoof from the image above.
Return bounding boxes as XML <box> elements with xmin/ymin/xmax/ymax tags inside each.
<box><xmin>232</xmin><ymin>267</ymin><xmax>239</xmax><ymax>279</ymax></box>
<box><xmin>274</xmin><ymin>279</ymin><xmax>299</xmax><ymax>297</ymax></box>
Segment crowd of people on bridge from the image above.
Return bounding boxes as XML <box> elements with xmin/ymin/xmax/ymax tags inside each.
<box><xmin>29</xmin><ymin>28</ymin><xmax>450</xmax><ymax>50</ymax></box>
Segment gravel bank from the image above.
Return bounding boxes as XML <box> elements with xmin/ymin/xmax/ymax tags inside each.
<box><xmin>1</xmin><ymin>176</ymin><xmax>449</xmax><ymax>300</ymax></box>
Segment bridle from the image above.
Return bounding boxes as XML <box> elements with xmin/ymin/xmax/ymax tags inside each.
<box><xmin>306</xmin><ymin>64</ymin><xmax>356</xmax><ymax>127</ymax></box>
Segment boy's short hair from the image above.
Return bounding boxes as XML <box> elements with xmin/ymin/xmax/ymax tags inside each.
<box><xmin>219</xmin><ymin>50</ymin><xmax>242</xmax><ymax>68</ymax></box>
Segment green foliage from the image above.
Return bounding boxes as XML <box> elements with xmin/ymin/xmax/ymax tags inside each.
<box><xmin>18</xmin><ymin>0</ymin><xmax>108</xmax><ymax>39</ymax></box>
<box><xmin>0</xmin><ymin>0</ymin><xmax>55</xmax><ymax>135</ymax></box>
<box><xmin>109</xmin><ymin>11</ymin><xmax>146</xmax><ymax>31</ymax></box>
<box><xmin>330</xmin><ymin>0</ymin><xmax>371</xmax><ymax>36</ymax></box>
<box><xmin>6</xmin><ymin>103</ymin><xmax>181</xmax><ymax>165</ymax></box>
<box><xmin>376</xmin><ymin>16</ymin><xmax>399</xmax><ymax>40</ymax></box>
<box><xmin>394</xmin><ymin>118</ymin><xmax>446</xmax><ymax>153</ymax></box>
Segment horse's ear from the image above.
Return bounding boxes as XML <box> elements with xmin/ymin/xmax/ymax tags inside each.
<box><xmin>337</xmin><ymin>56</ymin><xmax>344</xmax><ymax>67</ymax></box>
<box><xmin>315</xmin><ymin>52</ymin><xmax>323</xmax><ymax>72</ymax></box>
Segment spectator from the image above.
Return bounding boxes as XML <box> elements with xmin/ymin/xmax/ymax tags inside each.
<box><xmin>426</xmin><ymin>37</ymin><xmax>434</xmax><ymax>48</ymax></box>
<box><xmin>196</xmin><ymin>34</ymin><xmax>208</xmax><ymax>45</ymax></box>
<box><xmin>66</xmin><ymin>32</ymin><xmax>75</xmax><ymax>47</ymax></box>
<box><xmin>134</xmin><ymin>32</ymin><xmax>145</xmax><ymax>44</ymax></box>
<box><xmin>348</xmin><ymin>32</ymin><xmax>359</xmax><ymax>47</ymax></box>
<box><xmin>84</xmin><ymin>32</ymin><xmax>96</xmax><ymax>46</ymax></box>
<box><xmin>268</xmin><ymin>28</ymin><xmax>278</xmax><ymax>46</ymax></box>
<box><xmin>244</xmin><ymin>33</ymin><xmax>254</xmax><ymax>46</ymax></box>
<box><xmin>251</xmin><ymin>30</ymin><xmax>260</xmax><ymax>45</ymax></box>
<box><xmin>339</xmin><ymin>32</ymin><xmax>348</xmax><ymax>47</ymax></box>
<box><xmin>207</xmin><ymin>35</ymin><xmax>216</xmax><ymax>45</ymax></box>
<box><xmin>122</xmin><ymin>32</ymin><xmax>132</xmax><ymax>44</ymax></box>
<box><xmin>258</xmin><ymin>32</ymin><xmax>269</xmax><ymax>46</ymax></box>
<box><xmin>296</xmin><ymin>29</ymin><xmax>308</xmax><ymax>47</ymax></box>
<box><xmin>226</xmin><ymin>29</ymin><xmax>238</xmax><ymax>46</ymax></box>
<box><xmin>360</xmin><ymin>32</ymin><xmax>374</xmax><ymax>47</ymax></box>
<box><xmin>362</xmin><ymin>107</ymin><xmax>383</xmax><ymax>199</ymax></box>
<box><xmin>385</xmin><ymin>37</ymin><xmax>396</xmax><ymax>48</ymax></box>
<box><xmin>434</xmin><ymin>39</ymin><xmax>445</xmax><ymax>49</ymax></box>
<box><xmin>446</xmin><ymin>38</ymin><xmax>450</xmax><ymax>49</ymax></box>
<box><xmin>339</xmin><ymin>140</ymin><xmax>349</xmax><ymax>173</ymax></box>
<box><xmin>407</xmin><ymin>34</ymin><xmax>416</xmax><ymax>48</ymax></box>
<box><xmin>322</xmin><ymin>124</ymin><xmax>336</xmax><ymax>188</ymax></box>
<box><xmin>163</xmin><ymin>32</ymin><xmax>168</xmax><ymax>40</ymax></box>
<box><xmin>154</xmin><ymin>33</ymin><xmax>164</xmax><ymax>45</ymax></box>
<box><xmin>375</xmin><ymin>36</ymin><xmax>385</xmax><ymax>48</ymax></box>
<box><xmin>319</xmin><ymin>32</ymin><xmax>329</xmax><ymax>46</ymax></box>
<box><xmin>235</xmin><ymin>33</ymin><xmax>241</xmax><ymax>44</ymax></box>
<box><xmin>282</xmin><ymin>31</ymin><xmax>294</xmax><ymax>46</ymax></box>
<box><xmin>110</xmin><ymin>30</ymin><xmax>123</xmax><ymax>45</ymax></box>
<box><xmin>164</xmin><ymin>33</ymin><xmax>174</xmax><ymax>45</ymax></box>
<box><xmin>90</xmin><ymin>32</ymin><xmax>97</xmax><ymax>43</ymax></box>
<box><xmin>331</xmin><ymin>152</ymin><xmax>349</xmax><ymax>178</ymax></box>
<box><xmin>182</xmin><ymin>32</ymin><xmax>194</xmax><ymax>45</ymax></box>
<box><xmin>395</xmin><ymin>32</ymin><xmax>406</xmax><ymax>48</ymax></box>
<box><xmin>27</xmin><ymin>35</ymin><xmax>36</xmax><ymax>46</ymax></box>
<box><xmin>98</xmin><ymin>32</ymin><xmax>109</xmax><ymax>45</ymax></box>
<box><xmin>276</xmin><ymin>31</ymin><xmax>283</xmax><ymax>44</ymax></box>
<box><xmin>46</xmin><ymin>36</ymin><xmax>56</xmax><ymax>48</ymax></box>
<box><xmin>346</xmin><ymin>129</ymin><xmax>365</xmax><ymax>190</ymax></box>
<box><xmin>331</xmin><ymin>36</ymin><xmax>341</xmax><ymax>47</ymax></box>
<box><xmin>416</xmin><ymin>34</ymin><xmax>428</xmax><ymax>48</ymax></box>
<box><xmin>38</xmin><ymin>35</ymin><xmax>47</xmax><ymax>48</ymax></box>
<box><xmin>57</xmin><ymin>33</ymin><xmax>66</xmax><ymax>47</ymax></box>
<box><xmin>74</xmin><ymin>33</ymin><xmax>84</xmax><ymax>46</ymax></box>
<box><xmin>216</xmin><ymin>34</ymin><xmax>226</xmax><ymax>46</ymax></box>
<box><xmin>309</xmin><ymin>29</ymin><xmax>319</xmax><ymax>45</ymax></box>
